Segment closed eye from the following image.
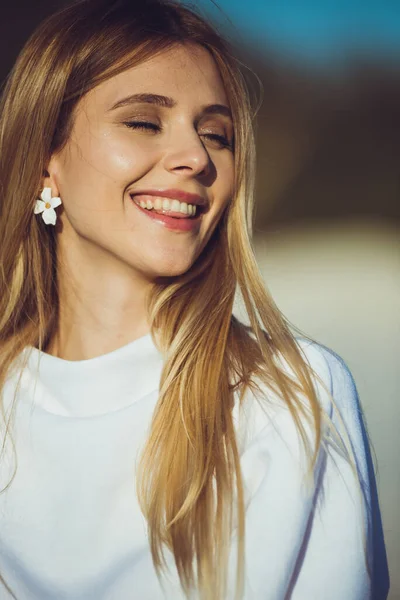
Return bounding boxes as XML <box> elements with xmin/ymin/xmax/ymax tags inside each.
<box><xmin>123</xmin><ymin>121</ymin><xmax>233</xmax><ymax>150</ymax></box>
<box><xmin>203</xmin><ymin>133</ymin><xmax>233</xmax><ymax>149</ymax></box>
<box><xmin>124</xmin><ymin>121</ymin><xmax>160</xmax><ymax>132</ymax></box>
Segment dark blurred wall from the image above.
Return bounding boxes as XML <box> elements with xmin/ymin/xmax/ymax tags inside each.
<box><xmin>245</xmin><ymin>52</ymin><xmax>400</xmax><ymax>230</ymax></box>
<box><xmin>0</xmin><ymin>1</ymin><xmax>64</xmax><ymax>82</ymax></box>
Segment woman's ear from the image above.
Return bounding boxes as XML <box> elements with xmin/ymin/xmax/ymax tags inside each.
<box><xmin>40</xmin><ymin>160</ymin><xmax>60</xmax><ymax>197</ymax></box>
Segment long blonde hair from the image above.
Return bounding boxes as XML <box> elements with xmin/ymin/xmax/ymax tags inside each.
<box><xmin>0</xmin><ymin>1</ymin><xmax>370</xmax><ymax>599</ymax></box>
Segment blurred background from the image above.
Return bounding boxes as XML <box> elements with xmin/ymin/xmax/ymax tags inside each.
<box><xmin>1</xmin><ymin>0</ymin><xmax>399</xmax><ymax>597</ymax></box>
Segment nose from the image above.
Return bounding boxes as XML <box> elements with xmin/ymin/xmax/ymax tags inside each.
<box><xmin>162</xmin><ymin>126</ymin><xmax>211</xmax><ymax>178</ymax></box>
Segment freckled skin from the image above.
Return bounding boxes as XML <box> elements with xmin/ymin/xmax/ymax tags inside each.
<box><xmin>46</xmin><ymin>44</ymin><xmax>235</xmax><ymax>280</ymax></box>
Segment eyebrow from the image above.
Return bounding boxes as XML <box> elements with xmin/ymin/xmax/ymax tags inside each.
<box><xmin>108</xmin><ymin>93</ymin><xmax>232</xmax><ymax>119</ymax></box>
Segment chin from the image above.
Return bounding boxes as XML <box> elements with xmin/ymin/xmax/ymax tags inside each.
<box><xmin>156</xmin><ymin>262</ymin><xmax>194</xmax><ymax>278</ymax></box>
<box><xmin>133</xmin><ymin>258</ymin><xmax>195</xmax><ymax>281</ymax></box>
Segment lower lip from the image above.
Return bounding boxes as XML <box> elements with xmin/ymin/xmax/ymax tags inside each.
<box><xmin>131</xmin><ymin>197</ymin><xmax>203</xmax><ymax>231</ymax></box>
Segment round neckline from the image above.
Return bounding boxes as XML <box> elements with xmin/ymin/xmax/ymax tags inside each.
<box><xmin>27</xmin><ymin>331</ymin><xmax>154</xmax><ymax>368</ymax></box>
<box><xmin>21</xmin><ymin>331</ymin><xmax>165</xmax><ymax>418</ymax></box>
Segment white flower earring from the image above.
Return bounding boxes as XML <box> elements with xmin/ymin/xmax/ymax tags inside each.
<box><xmin>34</xmin><ymin>187</ymin><xmax>62</xmax><ymax>226</ymax></box>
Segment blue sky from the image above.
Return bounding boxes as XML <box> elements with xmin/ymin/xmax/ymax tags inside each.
<box><xmin>195</xmin><ymin>0</ymin><xmax>400</xmax><ymax>66</ymax></box>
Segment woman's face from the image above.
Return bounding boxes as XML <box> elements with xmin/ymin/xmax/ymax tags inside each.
<box><xmin>47</xmin><ymin>43</ymin><xmax>235</xmax><ymax>280</ymax></box>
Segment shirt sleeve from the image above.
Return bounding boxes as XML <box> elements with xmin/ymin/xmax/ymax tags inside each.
<box><xmin>229</xmin><ymin>340</ymin><xmax>389</xmax><ymax>600</ymax></box>
<box><xmin>287</xmin><ymin>342</ymin><xmax>389</xmax><ymax>600</ymax></box>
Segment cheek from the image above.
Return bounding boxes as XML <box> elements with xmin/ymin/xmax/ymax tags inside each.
<box><xmin>56</xmin><ymin>145</ymin><xmax>158</xmax><ymax>238</ymax></box>
<box><xmin>94</xmin><ymin>135</ymin><xmax>151</xmax><ymax>173</ymax></box>
<box><xmin>58</xmin><ymin>138</ymin><xmax>159</xmax><ymax>211</ymax></box>
<box><xmin>70</xmin><ymin>132</ymin><xmax>159</xmax><ymax>185</ymax></box>
<box><xmin>215</xmin><ymin>155</ymin><xmax>235</xmax><ymax>204</ymax></box>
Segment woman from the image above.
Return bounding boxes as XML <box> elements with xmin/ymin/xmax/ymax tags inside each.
<box><xmin>0</xmin><ymin>0</ymin><xmax>388</xmax><ymax>598</ymax></box>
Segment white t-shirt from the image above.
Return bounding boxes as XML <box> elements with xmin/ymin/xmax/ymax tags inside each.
<box><xmin>0</xmin><ymin>333</ymin><xmax>387</xmax><ymax>599</ymax></box>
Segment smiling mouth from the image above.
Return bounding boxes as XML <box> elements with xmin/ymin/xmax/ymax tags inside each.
<box><xmin>130</xmin><ymin>194</ymin><xmax>205</xmax><ymax>219</ymax></box>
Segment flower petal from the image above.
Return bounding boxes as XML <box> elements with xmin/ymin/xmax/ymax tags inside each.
<box><xmin>42</xmin><ymin>208</ymin><xmax>57</xmax><ymax>225</ymax></box>
<box><xmin>40</xmin><ymin>187</ymin><xmax>52</xmax><ymax>202</ymax></box>
<box><xmin>34</xmin><ymin>199</ymin><xmax>45</xmax><ymax>214</ymax></box>
<box><xmin>50</xmin><ymin>196</ymin><xmax>62</xmax><ymax>209</ymax></box>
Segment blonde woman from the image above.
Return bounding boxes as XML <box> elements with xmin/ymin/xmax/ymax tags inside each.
<box><xmin>0</xmin><ymin>0</ymin><xmax>388</xmax><ymax>599</ymax></box>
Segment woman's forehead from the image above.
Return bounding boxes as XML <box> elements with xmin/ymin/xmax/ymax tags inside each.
<box><xmin>82</xmin><ymin>44</ymin><xmax>230</xmax><ymax>113</ymax></box>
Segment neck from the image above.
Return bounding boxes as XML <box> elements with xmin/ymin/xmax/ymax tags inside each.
<box><xmin>47</xmin><ymin>235</ymin><xmax>153</xmax><ymax>361</ymax></box>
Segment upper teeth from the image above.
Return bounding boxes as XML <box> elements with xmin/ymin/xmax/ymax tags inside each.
<box><xmin>134</xmin><ymin>196</ymin><xmax>197</xmax><ymax>216</ymax></box>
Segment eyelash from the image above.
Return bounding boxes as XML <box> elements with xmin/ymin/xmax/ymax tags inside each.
<box><xmin>123</xmin><ymin>120</ymin><xmax>233</xmax><ymax>150</ymax></box>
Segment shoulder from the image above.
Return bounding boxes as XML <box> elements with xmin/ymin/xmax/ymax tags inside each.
<box><xmin>293</xmin><ymin>338</ymin><xmax>372</xmax><ymax>498</ymax></box>
<box><xmin>294</xmin><ymin>337</ymin><xmax>363</xmax><ymax>429</ymax></box>
<box><xmin>295</xmin><ymin>336</ymin><xmax>357</xmax><ymax>395</ymax></box>
<box><xmin>233</xmin><ymin>336</ymin><xmax>363</xmax><ymax>457</ymax></box>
